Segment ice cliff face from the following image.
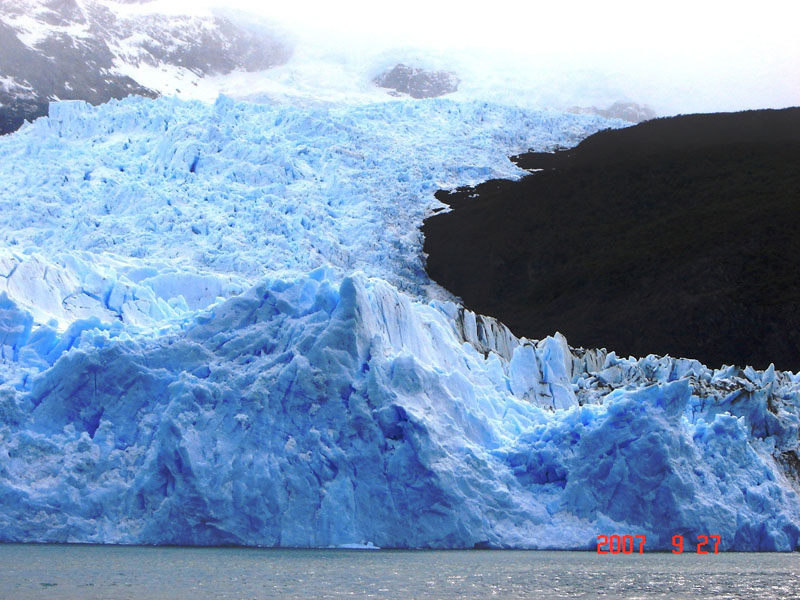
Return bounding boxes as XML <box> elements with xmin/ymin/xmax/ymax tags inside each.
<box><xmin>0</xmin><ymin>96</ymin><xmax>799</xmax><ymax>550</ymax></box>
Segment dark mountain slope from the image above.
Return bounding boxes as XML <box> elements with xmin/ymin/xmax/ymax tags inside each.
<box><xmin>423</xmin><ymin>108</ymin><xmax>800</xmax><ymax>370</ymax></box>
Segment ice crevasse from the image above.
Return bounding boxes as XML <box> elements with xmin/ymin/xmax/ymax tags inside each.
<box><xmin>0</xmin><ymin>96</ymin><xmax>799</xmax><ymax>550</ymax></box>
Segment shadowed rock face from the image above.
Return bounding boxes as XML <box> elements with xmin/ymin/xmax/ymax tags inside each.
<box><xmin>374</xmin><ymin>64</ymin><xmax>460</xmax><ymax>99</ymax></box>
<box><xmin>0</xmin><ymin>0</ymin><xmax>291</xmax><ymax>134</ymax></box>
<box><xmin>423</xmin><ymin>108</ymin><xmax>800</xmax><ymax>371</ymax></box>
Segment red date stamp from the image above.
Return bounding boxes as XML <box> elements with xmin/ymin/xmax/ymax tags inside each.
<box><xmin>596</xmin><ymin>534</ymin><xmax>721</xmax><ymax>554</ymax></box>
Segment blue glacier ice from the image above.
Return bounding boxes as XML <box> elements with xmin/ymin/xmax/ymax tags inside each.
<box><xmin>0</xmin><ymin>96</ymin><xmax>799</xmax><ymax>550</ymax></box>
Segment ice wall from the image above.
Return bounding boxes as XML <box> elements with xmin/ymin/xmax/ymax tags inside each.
<box><xmin>2</xmin><ymin>272</ymin><xmax>799</xmax><ymax>549</ymax></box>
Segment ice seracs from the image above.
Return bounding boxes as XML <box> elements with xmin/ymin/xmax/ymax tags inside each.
<box><xmin>0</xmin><ymin>95</ymin><xmax>609</xmax><ymax>304</ymax></box>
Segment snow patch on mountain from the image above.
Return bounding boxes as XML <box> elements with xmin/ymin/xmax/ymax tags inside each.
<box><xmin>0</xmin><ymin>0</ymin><xmax>291</xmax><ymax>133</ymax></box>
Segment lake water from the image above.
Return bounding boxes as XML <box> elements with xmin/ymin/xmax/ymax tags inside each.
<box><xmin>1</xmin><ymin>544</ymin><xmax>799</xmax><ymax>599</ymax></box>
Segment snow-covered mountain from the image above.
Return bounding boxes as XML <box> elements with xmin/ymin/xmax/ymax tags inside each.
<box><xmin>0</xmin><ymin>96</ymin><xmax>799</xmax><ymax>550</ymax></box>
<box><xmin>0</xmin><ymin>0</ymin><xmax>291</xmax><ymax>133</ymax></box>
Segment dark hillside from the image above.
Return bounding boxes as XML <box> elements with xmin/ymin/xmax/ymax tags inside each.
<box><xmin>423</xmin><ymin>108</ymin><xmax>800</xmax><ymax>370</ymax></box>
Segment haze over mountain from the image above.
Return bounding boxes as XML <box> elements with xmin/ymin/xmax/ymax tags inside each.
<box><xmin>2</xmin><ymin>0</ymin><xmax>796</xmax><ymax>135</ymax></box>
<box><xmin>221</xmin><ymin>0</ymin><xmax>799</xmax><ymax>115</ymax></box>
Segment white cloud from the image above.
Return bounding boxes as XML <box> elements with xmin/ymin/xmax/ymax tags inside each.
<box><xmin>164</xmin><ymin>0</ymin><xmax>800</xmax><ymax>113</ymax></box>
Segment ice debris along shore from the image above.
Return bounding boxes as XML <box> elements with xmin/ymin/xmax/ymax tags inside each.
<box><xmin>1</xmin><ymin>97</ymin><xmax>799</xmax><ymax>550</ymax></box>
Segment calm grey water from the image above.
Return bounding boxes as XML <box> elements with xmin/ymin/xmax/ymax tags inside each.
<box><xmin>1</xmin><ymin>544</ymin><xmax>799</xmax><ymax>599</ymax></box>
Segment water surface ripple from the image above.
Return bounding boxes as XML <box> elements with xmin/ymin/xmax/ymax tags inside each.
<box><xmin>1</xmin><ymin>545</ymin><xmax>799</xmax><ymax>599</ymax></box>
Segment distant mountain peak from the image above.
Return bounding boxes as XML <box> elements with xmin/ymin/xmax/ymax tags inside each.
<box><xmin>0</xmin><ymin>0</ymin><xmax>292</xmax><ymax>134</ymax></box>
<box><xmin>374</xmin><ymin>63</ymin><xmax>460</xmax><ymax>99</ymax></box>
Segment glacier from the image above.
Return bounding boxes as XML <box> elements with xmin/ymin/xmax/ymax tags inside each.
<box><xmin>1</xmin><ymin>96</ymin><xmax>799</xmax><ymax>550</ymax></box>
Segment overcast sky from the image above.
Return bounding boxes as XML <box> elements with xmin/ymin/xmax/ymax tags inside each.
<box><xmin>203</xmin><ymin>0</ymin><xmax>798</xmax><ymax>113</ymax></box>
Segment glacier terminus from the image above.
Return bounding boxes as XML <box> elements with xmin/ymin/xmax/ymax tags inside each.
<box><xmin>0</xmin><ymin>96</ymin><xmax>799</xmax><ymax>550</ymax></box>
